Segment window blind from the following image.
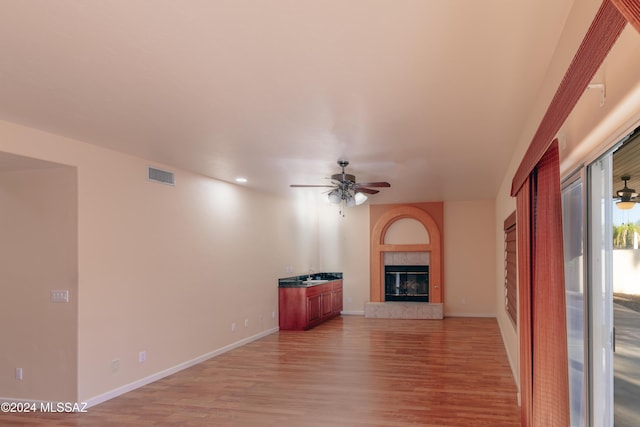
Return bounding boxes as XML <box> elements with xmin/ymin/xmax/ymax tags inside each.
<box><xmin>504</xmin><ymin>211</ymin><xmax>517</xmax><ymax>326</ymax></box>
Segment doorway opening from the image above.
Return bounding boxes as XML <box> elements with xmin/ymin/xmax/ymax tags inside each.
<box><xmin>610</xmin><ymin>131</ymin><xmax>640</xmax><ymax>427</ymax></box>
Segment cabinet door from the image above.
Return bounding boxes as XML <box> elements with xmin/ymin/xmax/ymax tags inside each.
<box><xmin>307</xmin><ymin>294</ymin><xmax>321</xmax><ymax>323</ymax></box>
<box><xmin>321</xmin><ymin>291</ymin><xmax>333</xmax><ymax>317</ymax></box>
<box><xmin>332</xmin><ymin>289</ymin><xmax>343</xmax><ymax>313</ymax></box>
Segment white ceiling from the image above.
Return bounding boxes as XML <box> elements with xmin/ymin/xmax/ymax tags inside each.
<box><xmin>0</xmin><ymin>0</ymin><xmax>575</xmax><ymax>203</ymax></box>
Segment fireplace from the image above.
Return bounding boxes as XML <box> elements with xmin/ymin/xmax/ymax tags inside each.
<box><xmin>384</xmin><ymin>265</ymin><xmax>429</xmax><ymax>302</ymax></box>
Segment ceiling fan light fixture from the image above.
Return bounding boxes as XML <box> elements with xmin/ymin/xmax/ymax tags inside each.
<box><xmin>616</xmin><ymin>200</ymin><xmax>636</xmax><ymax>210</ymax></box>
<box><xmin>616</xmin><ymin>175</ymin><xmax>638</xmax><ymax>197</ymax></box>
<box><xmin>345</xmin><ymin>192</ymin><xmax>356</xmax><ymax>208</ymax></box>
<box><xmin>617</xmin><ymin>188</ymin><xmax>638</xmax><ymax>198</ymax></box>
<box><xmin>354</xmin><ymin>192</ymin><xmax>368</xmax><ymax>205</ymax></box>
<box><xmin>615</xmin><ymin>175</ymin><xmax>638</xmax><ymax>210</ymax></box>
<box><xmin>327</xmin><ymin>189</ymin><xmax>341</xmax><ymax>204</ymax></box>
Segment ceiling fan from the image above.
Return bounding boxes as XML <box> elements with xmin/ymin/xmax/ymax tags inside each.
<box><xmin>290</xmin><ymin>160</ymin><xmax>390</xmax><ymax>210</ymax></box>
<box><xmin>615</xmin><ymin>175</ymin><xmax>639</xmax><ymax>210</ymax></box>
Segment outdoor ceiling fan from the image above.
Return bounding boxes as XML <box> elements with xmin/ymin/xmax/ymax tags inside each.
<box><xmin>615</xmin><ymin>175</ymin><xmax>639</xmax><ymax>210</ymax></box>
<box><xmin>290</xmin><ymin>160</ymin><xmax>390</xmax><ymax>213</ymax></box>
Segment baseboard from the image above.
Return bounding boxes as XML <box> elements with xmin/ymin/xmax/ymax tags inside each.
<box><xmin>84</xmin><ymin>327</ymin><xmax>279</xmax><ymax>408</ymax></box>
<box><xmin>444</xmin><ymin>312</ymin><xmax>496</xmax><ymax>318</ymax></box>
<box><xmin>497</xmin><ymin>317</ymin><xmax>520</xmax><ymax>400</ymax></box>
<box><xmin>344</xmin><ymin>310</ymin><xmax>495</xmax><ymax>318</ymax></box>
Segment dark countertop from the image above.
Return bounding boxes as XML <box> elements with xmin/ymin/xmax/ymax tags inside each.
<box><xmin>278</xmin><ymin>272</ymin><xmax>343</xmax><ymax>288</ymax></box>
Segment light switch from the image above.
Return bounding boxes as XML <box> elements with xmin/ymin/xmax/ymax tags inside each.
<box><xmin>50</xmin><ymin>290</ymin><xmax>69</xmax><ymax>303</ymax></box>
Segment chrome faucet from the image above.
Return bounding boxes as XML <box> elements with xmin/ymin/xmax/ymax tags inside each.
<box><xmin>308</xmin><ymin>268</ymin><xmax>314</xmax><ymax>281</ymax></box>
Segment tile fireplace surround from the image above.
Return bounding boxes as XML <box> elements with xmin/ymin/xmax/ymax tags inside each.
<box><xmin>364</xmin><ymin>302</ymin><xmax>444</xmax><ymax>319</ymax></box>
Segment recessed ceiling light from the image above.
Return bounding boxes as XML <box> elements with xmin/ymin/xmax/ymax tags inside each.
<box><xmin>235</xmin><ymin>177</ymin><xmax>248</xmax><ymax>183</ymax></box>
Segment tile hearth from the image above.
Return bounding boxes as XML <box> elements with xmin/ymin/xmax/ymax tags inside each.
<box><xmin>364</xmin><ymin>302</ymin><xmax>443</xmax><ymax>319</ymax></box>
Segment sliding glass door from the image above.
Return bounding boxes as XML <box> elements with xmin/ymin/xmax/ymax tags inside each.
<box><xmin>569</xmin><ymin>130</ymin><xmax>640</xmax><ymax>427</ymax></box>
<box><xmin>563</xmin><ymin>155</ymin><xmax>618</xmax><ymax>426</ymax></box>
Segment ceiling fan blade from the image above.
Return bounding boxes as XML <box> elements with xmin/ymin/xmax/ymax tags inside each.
<box><xmin>356</xmin><ymin>181</ymin><xmax>390</xmax><ymax>188</ymax></box>
<box><xmin>290</xmin><ymin>184</ymin><xmax>336</xmax><ymax>188</ymax></box>
<box><xmin>357</xmin><ymin>187</ymin><xmax>380</xmax><ymax>194</ymax></box>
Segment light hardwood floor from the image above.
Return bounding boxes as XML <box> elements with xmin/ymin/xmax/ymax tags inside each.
<box><xmin>1</xmin><ymin>316</ymin><xmax>520</xmax><ymax>426</ymax></box>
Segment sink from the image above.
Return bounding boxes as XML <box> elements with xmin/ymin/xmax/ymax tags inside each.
<box><xmin>302</xmin><ymin>279</ymin><xmax>329</xmax><ymax>285</ymax></box>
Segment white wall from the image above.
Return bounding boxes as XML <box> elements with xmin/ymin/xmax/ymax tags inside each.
<box><xmin>444</xmin><ymin>200</ymin><xmax>496</xmax><ymax>317</ymax></box>
<box><xmin>384</xmin><ymin>218</ymin><xmax>430</xmax><ymax>244</ymax></box>
<box><xmin>0</xmin><ymin>119</ymin><xmax>316</xmax><ymax>403</ymax></box>
<box><xmin>559</xmin><ymin>26</ymin><xmax>640</xmax><ymax>175</ymax></box>
<box><xmin>613</xmin><ymin>249</ymin><xmax>640</xmax><ymax>294</ymax></box>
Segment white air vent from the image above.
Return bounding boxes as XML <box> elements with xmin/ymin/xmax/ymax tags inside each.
<box><xmin>148</xmin><ymin>167</ymin><xmax>175</xmax><ymax>186</ymax></box>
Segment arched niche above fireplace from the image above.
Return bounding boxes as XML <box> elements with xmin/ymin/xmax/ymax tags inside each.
<box><xmin>383</xmin><ymin>218</ymin><xmax>430</xmax><ymax>244</ymax></box>
<box><xmin>370</xmin><ymin>204</ymin><xmax>443</xmax><ymax>304</ymax></box>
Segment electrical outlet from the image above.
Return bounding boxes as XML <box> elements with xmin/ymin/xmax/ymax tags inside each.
<box><xmin>111</xmin><ymin>359</ymin><xmax>120</xmax><ymax>373</ymax></box>
<box><xmin>139</xmin><ymin>351</ymin><xmax>146</xmax><ymax>363</ymax></box>
<box><xmin>244</xmin><ymin>318</ymin><xmax>249</xmax><ymax>328</ymax></box>
<box><xmin>231</xmin><ymin>322</ymin><xmax>236</xmax><ymax>332</ymax></box>
<box><xmin>50</xmin><ymin>290</ymin><xmax>69</xmax><ymax>303</ymax></box>
<box><xmin>272</xmin><ymin>311</ymin><xmax>276</xmax><ymax>319</ymax></box>
<box><xmin>15</xmin><ymin>368</ymin><xmax>23</xmax><ymax>380</ymax></box>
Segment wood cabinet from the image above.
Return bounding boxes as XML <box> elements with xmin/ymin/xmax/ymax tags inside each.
<box><xmin>279</xmin><ymin>280</ymin><xmax>343</xmax><ymax>330</ymax></box>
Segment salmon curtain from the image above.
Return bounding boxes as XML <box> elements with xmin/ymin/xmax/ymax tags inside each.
<box><xmin>516</xmin><ymin>175</ymin><xmax>533</xmax><ymax>425</ymax></box>
<box><xmin>516</xmin><ymin>142</ymin><xmax>569</xmax><ymax>426</ymax></box>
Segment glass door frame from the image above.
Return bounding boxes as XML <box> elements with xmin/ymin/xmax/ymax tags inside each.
<box><xmin>562</xmin><ymin>167</ymin><xmax>590</xmax><ymax>427</ymax></box>
<box><xmin>586</xmin><ymin>153</ymin><xmax>615</xmax><ymax>426</ymax></box>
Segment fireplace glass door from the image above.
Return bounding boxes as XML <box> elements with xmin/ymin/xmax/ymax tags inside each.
<box><xmin>384</xmin><ymin>266</ymin><xmax>429</xmax><ymax>302</ymax></box>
